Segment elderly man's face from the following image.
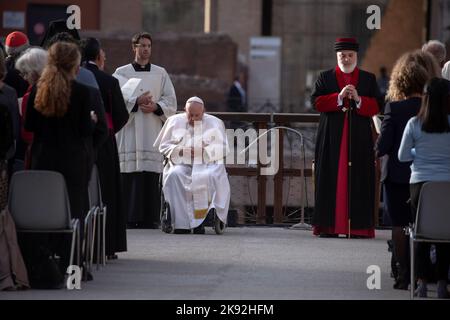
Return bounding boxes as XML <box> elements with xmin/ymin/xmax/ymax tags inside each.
<box><xmin>186</xmin><ymin>102</ymin><xmax>204</xmax><ymax>126</ymax></box>
<box><xmin>337</xmin><ymin>50</ymin><xmax>357</xmax><ymax>73</ymax></box>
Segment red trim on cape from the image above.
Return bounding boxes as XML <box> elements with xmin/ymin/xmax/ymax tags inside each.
<box><xmin>357</xmin><ymin>96</ymin><xmax>379</xmax><ymax>117</ymax></box>
<box><xmin>315</xmin><ymin>93</ymin><xmax>340</xmax><ymax>112</ymax></box>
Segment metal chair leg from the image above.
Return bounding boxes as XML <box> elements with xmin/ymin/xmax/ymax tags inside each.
<box><xmin>90</xmin><ymin>209</ymin><xmax>97</xmax><ymax>271</ymax></box>
<box><xmin>69</xmin><ymin>222</ymin><xmax>77</xmax><ymax>267</ymax></box>
<box><xmin>96</xmin><ymin>209</ymin><xmax>101</xmax><ymax>270</ymax></box>
<box><xmin>410</xmin><ymin>234</ymin><xmax>415</xmax><ymax>299</ymax></box>
<box><xmin>102</xmin><ymin>207</ymin><xmax>106</xmax><ymax>266</ymax></box>
<box><xmin>76</xmin><ymin>223</ymin><xmax>81</xmax><ymax>267</ymax></box>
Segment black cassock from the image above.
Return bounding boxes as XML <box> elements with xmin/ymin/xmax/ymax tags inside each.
<box><xmin>311</xmin><ymin>67</ymin><xmax>381</xmax><ymax>236</ymax></box>
<box><xmin>85</xmin><ymin>63</ymin><xmax>129</xmax><ymax>255</ymax></box>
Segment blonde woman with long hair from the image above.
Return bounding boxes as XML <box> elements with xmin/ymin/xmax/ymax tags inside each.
<box><xmin>376</xmin><ymin>50</ymin><xmax>440</xmax><ymax>290</ymax></box>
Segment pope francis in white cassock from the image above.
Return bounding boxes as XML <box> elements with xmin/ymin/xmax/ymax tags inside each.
<box><xmin>154</xmin><ymin>97</ymin><xmax>230</xmax><ymax>234</ymax></box>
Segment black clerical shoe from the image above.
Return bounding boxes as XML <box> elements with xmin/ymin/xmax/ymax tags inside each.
<box><xmin>319</xmin><ymin>233</ymin><xmax>338</xmax><ymax>238</ymax></box>
<box><xmin>150</xmin><ymin>222</ymin><xmax>161</xmax><ymax>229</ymax></box>
<box><xmin>193</xmin><ymin>224</ymin><xmax>205</xmax><ymax>234</ymax></box>
<box><xmin>82</xmin><ymin>269</ymin><xmax>94</xmax><ymax>281</ymax></box>
<box><xmin>346</xmin><ymin>234</ymin><xmax>367</xmax><ymax>239</ymax></box>
<box><xmin>393</xmin><ymin>279</ymin><xmax>409</xmax><ymax>290</ymax></box>
<box><xmin>174</xmin><ymin>229</ymin><xmax>191</xmax><ymax>234</ymax></box>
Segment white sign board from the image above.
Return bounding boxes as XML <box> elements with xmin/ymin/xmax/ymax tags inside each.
<box><xmin>248</xmin><ymin>37</ymin><xmax>282</xmax><ymax>112</ymax></box>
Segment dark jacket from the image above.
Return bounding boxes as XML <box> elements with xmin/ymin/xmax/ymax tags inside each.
<box><xmin>226</xmin><ymin>83</ymin><xmax>246</xmax><ymax>113</ymax></box>
<box><xmin>25</xmin><ymin>81</ymin><xmax>94</xmax><ymax>219</ymax></box>
<box><xmin>375</xmin><ymin>97</ymin><xmax>421</xmax><ymax>184</ymax></box>
<box><xmin>84</xmin><ymin>62</ymin><xmax>129</xmax><ymax>254</ymax></box>
<box><xmin>84</xmin><ymin>86</ymin><xmax>109</xmax><ymax>167</ymax></box>
<box><xmin>4</xmin><ymin>56</ymin><xmax>29</xmax><ymax>98</ymax></box>
<box><xmin>84</xmin><ymin>63</ymin><xmax>129</xmax><ymax>133</ymax></box>
<box><xmin>0</xmin><ymin>102</ymin><xmax>13</xmax><ymax>160</ymax></box>
<box><xmin>0</xmin><ymin>84</ymin><xmax>20</xmax><ymax>154</ymax></box>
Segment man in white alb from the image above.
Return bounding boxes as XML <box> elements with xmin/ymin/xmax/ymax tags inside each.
<box><xmin>154</xmin><ymin>97</ymin><xmax>230</xmax><ymax>234</ymax></box>
<box><xmin>113</xmin><ymin>32</ymin><xmax>177</xmax><ymax>229</ymax></box>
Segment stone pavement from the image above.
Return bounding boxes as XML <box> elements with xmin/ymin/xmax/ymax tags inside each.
<box><xmin>0</xmin><ymin>227</ymin><xmax>434</xmax><ymax>300</ymax></box>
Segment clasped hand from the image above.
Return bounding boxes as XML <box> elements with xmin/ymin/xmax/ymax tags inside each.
<box><xmin>137</xmin><ymin>91</ymin><xmax>157</xmax><ymax>113</ymax></box>
<box><xmin>339</xmin><ymin>85</ymin><xmax>360</xmax><ymax>104</ymax></box>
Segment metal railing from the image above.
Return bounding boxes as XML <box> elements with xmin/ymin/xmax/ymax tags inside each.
<box><xmin>209</xmin><ymin>112</ymin><xmax>320</xmax><ymax>225</ymax></box>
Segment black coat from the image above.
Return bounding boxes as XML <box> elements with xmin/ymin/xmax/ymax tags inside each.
<box><xmin>375</xmin><ymin>98</ymin><xmax>421</xmax><ymax>184</ymax></box>
<box><xmin>84</xmin><ymin>63</ymin><xmax>129</xmax><ymax>254</ymax></box>
<box><xmin>85</xmin><ymin>86</ymin><xmax>109</xmax><ymax>169</ymax></box>
<box><xmin>0</xmin><ymin>102</ymin><xmax>13</xmax><ymax>159</ymax></box>
<box><xmin>311</xmin><ymin>68</ymin><xmax>380</xmax><ymax>229</ymax></box>
<box><xmin>226</xmin><ymin>84</ymin><xmax>246</xmax><ymax>113</ymax></box>
<box><xmin>4</xmin><ymin>57</ymin><xmax>29</xmax><ymax>98</ymax></box>
<box><xmin>25</xmin><ymin>81</ymin><xmax>94</xmax><ymax>219</ymax></box>
<box><xmin>84</xmin><ymin>63</ymin><xmax>129</xmax><ymax>132</ymax></box>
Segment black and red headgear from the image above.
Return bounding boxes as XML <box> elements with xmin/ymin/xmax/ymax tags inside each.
<box><xmin>334</xmin><ymin>38</ymin><xmax>359</xmax><ymax>52</ymax></box>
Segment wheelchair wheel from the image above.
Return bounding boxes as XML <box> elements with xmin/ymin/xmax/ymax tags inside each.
<box><xmin>213</xmin><ymin>211</ymin><xmax>226</xmax><ymax>235</ymax></box>
<box><xmin>161</xmin><ymin>202</ymin><xmax>172</xmax><ymax>234</ymax></box>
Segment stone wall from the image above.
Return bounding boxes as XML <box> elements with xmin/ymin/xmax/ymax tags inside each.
<box><xmin>214</xmin><ymin>0</ymin><xmax>262</xmax><ymax>64</ymax></box>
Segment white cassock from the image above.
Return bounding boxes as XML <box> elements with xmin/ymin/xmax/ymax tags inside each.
<box><xmin>112</xmin><ymin>63</ymin><xmax>177</xmax><ymax>173</ymax></box>
<box><xmin>154</xmin><ymin>113</ymin><xmax>231</xmax><ymax>229</ymax></box>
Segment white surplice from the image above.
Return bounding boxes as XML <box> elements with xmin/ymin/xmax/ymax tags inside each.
<box><xmin>154</xmin><ymin>113</ymin><xmax>230</xmax><ymax>229</ymax></box>
<box><xmin>113</xmin><ymin>64</ymin><xmax>177</xmax><ymax>173</ymax></box>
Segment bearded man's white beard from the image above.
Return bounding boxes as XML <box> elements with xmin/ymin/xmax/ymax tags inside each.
<box><xmin>338</xmin><ymin>61</ymin><xmax>357</xmax><ymax>74</ymax></box>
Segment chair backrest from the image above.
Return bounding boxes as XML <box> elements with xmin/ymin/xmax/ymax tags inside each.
<box><xmin>88</xmin><ymin>165</ymin><xmax>102</xmax><ymax>208</ymax></box>
<box><xmin>415</xmin><ymin>181</ymin><xmax>450</xmax><ymax>240</ymax></box>
<box><xmin>8</xmin><ymin>170</ymin><xmax>72</xmax><ymax>230</ymax></box>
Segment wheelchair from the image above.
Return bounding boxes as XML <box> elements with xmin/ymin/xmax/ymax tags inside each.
<box><xmin>159</xmin><ymin>159</ymin><xmax>226</xmax><ymax>235</ymax></box>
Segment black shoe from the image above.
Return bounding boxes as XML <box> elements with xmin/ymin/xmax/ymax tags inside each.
<box><xmin>174</xmin><ymin>229</ymin><xmax>191</xmax><ymax>234</ymax></box>
<box><xmin>150</xmin><ymin>222</ymin><xmax>160</xmax><ymax>229</ymax></box>
<box><xmin>107</xmin><ymin>254</ymin><xmax>118</xmax><ymax>260</ymax></box>
<box><xmin>193</xmin><ymin>225</ymin><xmax>205</xmax><ymax>234</ymax></box>
<box><xmin>82</xmin><ymin>269</ymin><xmax>94</xmax><ymax>281</ymax></box>
<box><xmin>393</xmin><ymin>280</ymin><xmax>409</xmax><ymax>290</ymax></box>
<box><xmin>414</xmin><ymin>281</ymin><xmax>427</xmax><ymax>297</ymax></box>
<box><xmin>437</xmin><ymin>280</ymin><xmax>449</xmax><ymax>299</ymax></box>
<box><xmin>346</xmin><ymin>234</ymin><xmax>366</xmax><ymax>239</ymax></box>
<box><xmin>319</xmin><ymin>233</ymin><xmax>338</xmax><ymax>238</ymax></box>
<box><xmin>387</xmin><ymin>240</ymin><xmax>393</xmax><ymax>252</ymax></box>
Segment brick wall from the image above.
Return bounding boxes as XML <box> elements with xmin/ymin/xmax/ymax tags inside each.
<box><xmin>361</xmin><ymin>0</ymin><xmax>427</xmax><ymax>77</ymax></box>
<box><xmin>97</xmin><ymin>33</ymin><xmax>237</xmax><ymax>111</ymax></box>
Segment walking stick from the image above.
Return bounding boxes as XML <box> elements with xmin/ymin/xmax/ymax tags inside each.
<box><xmin>347</xmin><ymin>98</ymin><xmax>352</xmax><ymax>239</ymax></box>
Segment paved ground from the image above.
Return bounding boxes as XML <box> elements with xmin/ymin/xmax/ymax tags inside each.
<box><xmin>0</xmin><ymin>227</ymin><xmax>442</xmax><ymax>300</ymax></box>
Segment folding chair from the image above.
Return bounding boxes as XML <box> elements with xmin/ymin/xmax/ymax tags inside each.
<box><xmin>408</xmin><ymin>181</ymin><xmax>450</xmax><ymax>299</ymax></box>
<box><xmin>88</xmin><ymin>165</ymin><xmax>106</xmax><ymax>269</ymax></box>
<box><xmin>8</xmin><ymin>170</ymin><xmax>81</xmax><ymax>270</ymax></box>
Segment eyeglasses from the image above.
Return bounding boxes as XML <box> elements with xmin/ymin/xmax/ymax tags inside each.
<box><xmin>135</xmin><ymin>44</ymin><xmax>151</xmax><ymax>49</ymax></box>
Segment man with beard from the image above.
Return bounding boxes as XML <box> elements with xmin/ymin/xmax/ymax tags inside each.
<box><xmin>311</xmin><ymin>38</ymin><xmax>381</xmax><ymax>238</ymax></box>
